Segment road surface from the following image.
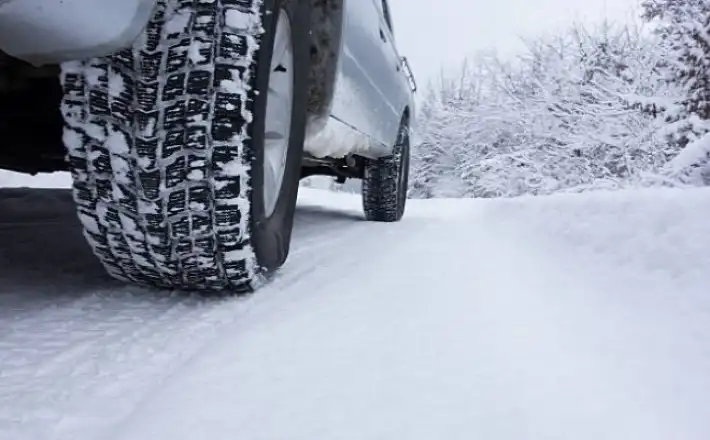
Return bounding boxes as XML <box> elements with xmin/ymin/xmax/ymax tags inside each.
<box><xmin>1</xmin><ymin>176</ymin><xmax>709</xmax><ymax>440</ymax></box>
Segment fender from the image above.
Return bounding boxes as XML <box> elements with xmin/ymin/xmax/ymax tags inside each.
<box><xmin>0</xmin><ymin>0</ymin><xmax>157</xmax><ymax>65</ymax></box>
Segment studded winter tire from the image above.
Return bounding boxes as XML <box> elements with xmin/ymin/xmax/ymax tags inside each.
<box><xmin>362</xmin><ymin>116</ymin><xmax>410</xmax><ymax>222</ymax></box>
<box><xmin>60</xmin><ymin>0</ymin><xmax>309</xmax><ymax>293</ymax></box>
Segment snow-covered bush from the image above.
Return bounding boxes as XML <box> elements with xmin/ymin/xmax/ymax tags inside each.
<box><xmin>411</xmin><ymin>19</ymin><xmax>682</xmax><ymax>198</ymax></box>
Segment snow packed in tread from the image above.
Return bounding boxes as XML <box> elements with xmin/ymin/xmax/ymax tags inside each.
<box><xmin>59</xmin><ymin>0</ymin><xmax>265</xmax><ymax>292</ymax></box>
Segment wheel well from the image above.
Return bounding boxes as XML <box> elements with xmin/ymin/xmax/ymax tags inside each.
<box><xmin>0</xmin><ymin>53</ymin><xmax>65</xmax><ymax>174</ymax></box>
<box><xmin>306</xmin><ymin>0</ymin><xmax>344</xmax><ymax>125</ymax></box>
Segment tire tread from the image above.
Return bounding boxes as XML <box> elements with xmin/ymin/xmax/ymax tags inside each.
<box><xmin>362</xmin><ymin>122</ymin><xmax>409</xmax><ymax>222</ymax></box>
<box><xmin>60</xmin><ymin>0</ymin><xmax>265</xmax><ymax>292</ymax></box>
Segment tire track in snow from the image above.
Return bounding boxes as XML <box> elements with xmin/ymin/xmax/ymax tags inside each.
<box><xmin>0</xmin><ymin>188</ymin><xmax>395</xmax><ymax>440</ymax></box>
<box><xmin>109</xmin><ymin>196</ymin><xmax>420</xmax><ymax>425</ymax></box>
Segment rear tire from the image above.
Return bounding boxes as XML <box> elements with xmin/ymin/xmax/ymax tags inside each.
<box><xmin>60</xmin><ymin>0</ymin><xmax>309</xmax><ymax>292</ymax></box>
<box><xmin>362</xmin><ymin>116</ymin><xmax>410</xmax><ymax>222</ymax></box>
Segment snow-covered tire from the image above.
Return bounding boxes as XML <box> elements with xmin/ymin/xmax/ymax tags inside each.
<box><xmin>362</xmin><ymin>116</ymin><xmax>410</xmax><ymax>222</ymax></box>
<box><xmin>59</xmin><ymin>0</ymin><xmax>309</xmax><ymax>293</ymax></box>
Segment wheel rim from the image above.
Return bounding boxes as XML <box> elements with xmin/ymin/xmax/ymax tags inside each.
<box><xmin>262</xmin><ymin>11</ymin><xmax>294</xmax><ymax>218</ymax></box>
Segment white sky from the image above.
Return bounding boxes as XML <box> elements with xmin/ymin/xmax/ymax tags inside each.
<box><xmin>388</xmin><ymin>0</ymin><xmax>642</xmax><ymax>86</ymax></box>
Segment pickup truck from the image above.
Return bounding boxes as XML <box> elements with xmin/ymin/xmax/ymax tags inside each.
<box><xmin>0</xmin><ymin>0</ymin><xmax>416</xmax><ymax>292</ymax></box>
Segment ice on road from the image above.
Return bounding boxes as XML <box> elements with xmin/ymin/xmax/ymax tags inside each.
<box><xmin>1</xmin><ymin>172</ymin><xmax>709</xmax><ymax>440</ymax></box>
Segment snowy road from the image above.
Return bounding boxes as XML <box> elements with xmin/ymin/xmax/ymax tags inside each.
<box><xmin>1</xmin><ymin>175</ymin><xmax>710</xmax><ymax>440</ymax></box>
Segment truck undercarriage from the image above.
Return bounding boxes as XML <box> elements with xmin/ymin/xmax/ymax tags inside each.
<box><xmin>0</xmin><ymin>53</ymin><xmax>66</xmax><ymax>174</ymax></box>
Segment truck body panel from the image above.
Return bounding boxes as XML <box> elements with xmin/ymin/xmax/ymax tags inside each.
<box><xmin>306</xmin><ymin>0</ymin><xmax>412</xmax><ymax>159</ymax></box>
<box><xmin>0</xmin><ymin>0</ymin><xmax>156</xmax><ymax>65</ymax></box>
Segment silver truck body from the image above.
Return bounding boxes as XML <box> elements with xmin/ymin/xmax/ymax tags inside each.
<box><xmin>0</xmin><ymin>0</ymin><xmax>157</xmax><ymax>66</ymax></box>
<box><xmin>0</xmin><ymin>0</ymin><xmax>415</xmax><ymax>160</ymax></box>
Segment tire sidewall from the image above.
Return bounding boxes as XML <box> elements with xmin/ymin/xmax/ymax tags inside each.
<box><xmin>249</xmin><ymin>0</ymin><xmax>309</xmax><ymax>272</ymax></box>
<box><xmin>397</xmin><ymin>122</ymin><xmax>410</xmax><ymax>218</ymax></box>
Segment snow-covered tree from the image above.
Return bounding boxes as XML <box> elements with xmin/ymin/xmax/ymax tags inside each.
<box><xmin>410</xmin><ymin>19</ymin><xmax>677</xmax><ymax>198</ymax></box>
<box><xmin>641</xmin><ymin>0</ymin><xmax>710</xmax><ymax>183</ymax></box>
<box><xmin>410</xmin><ymin>60</ymin><xmax>494</xmax><ymax>198</ymax></box>
<box><xmin>642</xmin><ymin>0</ymin><xmax>710</xmax><ymax>142</ymax></box>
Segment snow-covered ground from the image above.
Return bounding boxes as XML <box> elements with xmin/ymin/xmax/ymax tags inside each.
<box><xmin>1</xmin><ymin>172</ymin><xmax>709</xmax><ymax>440</ymax></box>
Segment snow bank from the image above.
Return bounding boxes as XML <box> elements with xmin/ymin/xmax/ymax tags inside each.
<box><xmin>488</xmin><ymin>186</ymin><xmax>710</xmax><ymax>292</ymax></box>
<box><xmin>485</xmin><ymin>186</ymin><xmax>710</xmax><ymax>300</ymax></box>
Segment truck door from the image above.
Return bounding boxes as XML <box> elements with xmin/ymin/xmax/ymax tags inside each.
<box><xmin>330</xmin><ymin>0</ymin><xmax>399</xmax><ymax>148</ymax></box>
<box><xmin>375</xmin><ymin>0</ymin><xmax>410</xmax><ymax>143</ymax></box>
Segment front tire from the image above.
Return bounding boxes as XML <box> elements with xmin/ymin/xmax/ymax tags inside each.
<box><xmin>362</xmin><ymin>116</ymin><xmax>410</xmax><ymax>222</ymax></box>
<box><xmin>60</xmin><ymin>0</ymin><xmax>309</xmax><ymax>292</ymax></box>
